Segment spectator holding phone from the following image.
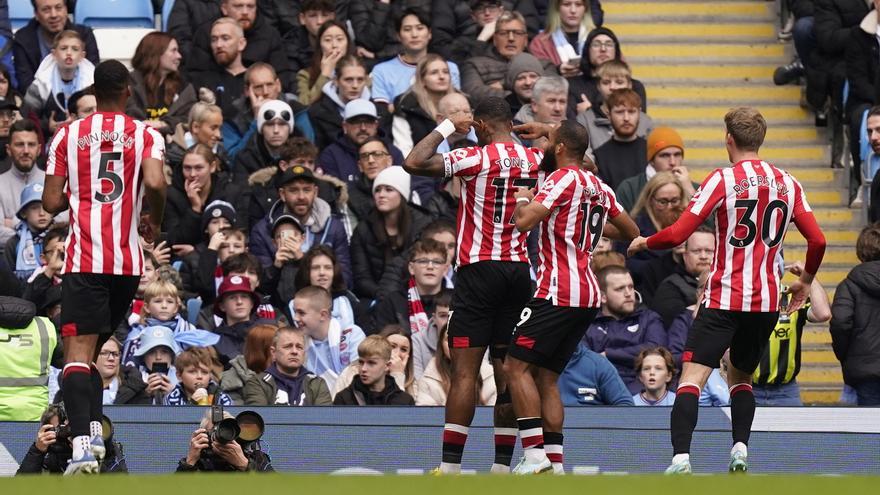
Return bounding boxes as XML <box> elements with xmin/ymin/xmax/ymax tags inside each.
<box><xmin>131</xmin><ymin>326</ymin><xmax>181</xmax><ymax>405</ymax></box>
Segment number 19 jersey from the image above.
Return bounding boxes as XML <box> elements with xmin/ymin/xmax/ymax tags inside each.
<box><xmin>442</xmin><ymin>142</ymin><xmax>544</xmax><ymax>266</ymax></box>
<box><xmin>686</xmin><ymin>160</ymin><xmax>812</xmax><ymax>312</ymax></box>
<box><xmin>533</xmin><ymin>167</ymin><xmax>622</xmax><ymax>308</ymax></box>
<box><xmin>46</xmin><ymin>112</ymin><xmax>165</xmax><ymax>276</ymax></box>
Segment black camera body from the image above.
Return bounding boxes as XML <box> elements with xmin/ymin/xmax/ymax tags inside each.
<box><xmin>201</xmin><ymin>406</ymin><xmax>241</xmax><ymax>459</ymax></box>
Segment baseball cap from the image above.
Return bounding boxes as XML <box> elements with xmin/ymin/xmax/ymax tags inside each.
<box><xmin>0</xmin><ymin>100</ymin><xmax>19</xmax><ymax>112</ymax></box>
<box><xmin>213</xmin><ymin>274</ymin><xmax>261</xmax><ymax>316</ymax></box>
<box><xmin>133</xmin><ymin>326</ymin><xmax>181</xmax><ymax>357</ymax></box>
<box><xmin>257</xmin><ymin>100</ymin><xmax>294</xmax><ymax>132</ymax></box>
<box><xmin>470</xmin><ymin>0</ymin><xmax>502</xmax><ymax>9</ymax></box>
<box><xmin>272</xmin><ymin>214</ymin><xmax>305</xmax><ymax>236</ymax></box>
<box><xmin>201</xmin><ymin>200</ymin><xmax>236</xmax><ymax>232</ymax></box>
<box><xmin>343</xmin><ymin>99</ymin><xmax>378</xmax><ymax>122</ymax></box>
<box><xmin>17</xmin><ymin>183</ymin><xmax>44</xmax><ymax>220</ymax></box>
<box><xmin>278</xmin><ymin>164</ymin><xmax>316</xmax><ymax>187</ymax></box>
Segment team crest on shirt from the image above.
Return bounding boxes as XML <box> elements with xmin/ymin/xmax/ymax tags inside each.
<box><xmin>543</xmin><ymin>179</ymin><xmax>555</xmax><ymax>190</ymax></box>
<box><xmin>452</xmin><ymin>148</ymin><xmax>469</xmax><ymax>160</ymax></box>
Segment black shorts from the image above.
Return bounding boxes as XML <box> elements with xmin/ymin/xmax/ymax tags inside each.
<box><xmin>60</xmin><ymin>273</ymin><xmax>140</xmax><ymax>338</ymax></box>
<box><xmin>448</xmin><ymin>261</ymin><xmax>532</xmax><ymax>355</ymax></box>
<box><xmin>507</xmin><ymin>298</ymin><xmax>598</xmax><ymax>374</ymax></box>
<box><xmin>685</xmin><ymin>307</ymin><xmax>779</xmax><ymax>373</ymax></box>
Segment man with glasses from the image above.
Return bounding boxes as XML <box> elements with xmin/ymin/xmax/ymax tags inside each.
<box><xmin>431</xmin><ymin>0</ymin><xmax>540</xmax><ymax>65</ymax></box>
<box><xmin>462</xmin><ymin>10</ymin><xmax>540</xmax><ymax>102</ymax></box>
<box><xmin>650</xmin><ymin>227</ymin><xmax>716</xmax><ymax>328</ymax></box>
<box><xmin>347</xmin><ymin>138</ymin><xmax>394</xmax><ymax>222</ymax></box>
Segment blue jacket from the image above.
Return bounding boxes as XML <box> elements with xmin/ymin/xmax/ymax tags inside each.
<box><xmin>558</xmin><ymin>344</ymin><xmax>634</xmax><ymax>406</ymax></box>
<box><xmin>584</xmin><ymin>307</ymin><xmax>668</xmax><ymax>394</ymax></box>
<box><xmin>250</xmin><ymin>197</ymin><xmax>352</xmax><ymax>287</ymax></box>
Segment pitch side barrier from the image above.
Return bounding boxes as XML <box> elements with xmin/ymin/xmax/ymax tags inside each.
<box><xmin>1</xmin><ymin>406</ymin><xmax>878</xmax><ymax>475</ymax></box>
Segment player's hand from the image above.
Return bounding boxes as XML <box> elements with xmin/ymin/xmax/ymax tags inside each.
<box><xmin>627</xmin><ymin>236</ymin><xmax>649</xmax><ymax>257</ymax></box>
<box><xmin>512</xmin><ymin>122</ymin><xmax>555</xmax><ymax>140</ymax></box>
<box><xmin>172</xmin><ymin>244</ymin><xmax>195</xmax><ymax>257</ymax></box>
<box><xmin>514</xmin><ymin>186</ymin><xmax>535</xmax><ymax>202</ymax></box>
<box><xmin>208</xmin><ymin>231</ymin><xmax>227</xmax><ymax>251</ymax></box>
<box><xmin>576</xmin><ymin>94</ymin><xmax>592</xmax><ymax>114</ymax></box>
<box><xmin>786</xmin><ymin>261</ymin><xmax>805</xmax><ymax>277</ymax></box>
<box><xmin>35</xmin><ymin>424</ymin><xmax>57</xmax><ymax>453</ymax></box>
<box><xmin>784</xmin><ymin>280</ymin><xmax>810</xmax><ymax>315</ymax></box>
<box><xmin>449</xmin><ymin>110</ymin><xmax>474</xmax><ymax>135</ymax></box>
<box><xmin>184</xmin><ymin>178</ymin><xmax>204</xmax><ymax>213</ymax></box>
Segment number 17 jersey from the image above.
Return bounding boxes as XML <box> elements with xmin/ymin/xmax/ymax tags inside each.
<box><xmin>442</xmin><ymin>142</ymin><xmax>544</xmax><ymax>266</ymax></box>
<box><xmin>533</xmin><ymin>167</ymin><xmax>622</xmax><ymax>308</ymax></box>
<box><xmin>46</xmin><ymin>112</ymin><xmax>165</xmax><ymax>276</ymax></box>
<box><xmin>686</xmin><ymin>160</ymin><xmax>812</xmax><ymax>312</ymax></box>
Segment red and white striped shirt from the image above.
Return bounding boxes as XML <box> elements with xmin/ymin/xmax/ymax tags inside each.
<box><xmin>533</xmin><ymin>167</ymin><xmax>622</xmax><ymax>307</ymax></box>
<box><xmin>46</xmin><ymin>112</ymin><xmax>165</xmax><ymax>276</ymax></box>
<box><xmin>678</xmin><ymin>160</ymin><xmax>811</xmax><ymax>312</ymax></box>
<box><xmin>442</xmin><ymin>142</ymin><xmax>544</xmax><ymax>266</ymax></box>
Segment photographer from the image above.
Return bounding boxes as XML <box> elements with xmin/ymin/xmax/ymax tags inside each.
<box><xmin>176</xmin><ymin>410</ymin><xmax>273</xmax><ymax>473</ymax></box>
<box><xmin>16</xmin><ymin>405</ymin><xmax>127</xmax><ymax>475</ymax></box>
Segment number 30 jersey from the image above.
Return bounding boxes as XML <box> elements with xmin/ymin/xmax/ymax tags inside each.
<box><xmin>442</xmin><ymin>142</ymin><xmax>544</xmax><ymax>266</ymax></box>
<box><xmin>46</xmin><ymin>112</ymin><xmax>165</xmax><ymax>276</ymax></box>
<box><xmin>533</xmin><ymin>167</ymin><xmax>622</xmax><ymax>308</ymax></box>
<box><xmin>686</xmin><ymin>160</ymin><xmax>812</xmax><ymax>312</ymax></box>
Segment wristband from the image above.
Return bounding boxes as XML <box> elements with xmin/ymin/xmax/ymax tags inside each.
<box><xmin>516</xmin><ymin>197</ymin><xmax>530</xmax><ymax>205</ymax></box>
<box><xmin>435</xmin><ymin>119</ymin><xmax>456</xmax><ymax>139</ymax></box>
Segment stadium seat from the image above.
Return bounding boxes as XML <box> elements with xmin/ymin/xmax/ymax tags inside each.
<box><xmin>74</xmin><ymin>0</ymin><xmax>156</xmax><ymax>29</ymax></box>
<box><xmin>8</xmin><ymin>0</ymin><xmax>33</xmax><ymax>31</ymax></box>
<box><xmin>162</xmin><ymin>0</ymin><xmax>176</xmax><ymax>31</ymax></box>
<box><xmin>92</xmin><ymin>28</ymin><xmax>155</xmax><ymax>68</ymax></box>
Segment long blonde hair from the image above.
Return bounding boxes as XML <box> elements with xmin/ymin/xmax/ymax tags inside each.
<box><xmin>631</xmin><ymin>171</ymin><xmax>688</xmax><ymax>232</ymax></box>
<box><xmin>408</xmin><ymin>54</ymin><xmax>457</xmax><ymax>120</ymax></box>
<box><xmin>544</xmin><ymin>0</ymin><xmax>593</xmax><ymax>33</ymax></box>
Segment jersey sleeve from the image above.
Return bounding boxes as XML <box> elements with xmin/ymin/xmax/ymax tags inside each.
<box><xmin>789</xmin><ymin>175</ymin><xmax>813</xmax><ymax>219</ymax></box>
<box><xmin>684</xmin><ymin>168</ymin><xmax>725</xmax><ymax>220</ymax></box>
<box><xmin>600</xmin><ymin>180</ymin><xmax>623</xmax><ymax>218</ymax></box>
<box><xmin>45</xmin><ymin>126</ymin><xmax>69</xmax><ymax>177</ymax></box>
<box><xmin>141</xmin><ymin>127</ymin><xmax>166</xmax><ymax>162</ymax></box>
<box><xmin>534</xmin><ymin>169</ymin><xmax>574</xmax><ymax>210</ymax></box>
<box><xmin>442</xmin><ymin>146</ymin><xmax>484</xmax><ymax>178</ymax></box>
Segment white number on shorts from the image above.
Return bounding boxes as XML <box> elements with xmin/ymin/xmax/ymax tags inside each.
<box><xmin>516</xmin><ymin>307</ymin><xmax>532</xmax><ymax>327</ymax></box>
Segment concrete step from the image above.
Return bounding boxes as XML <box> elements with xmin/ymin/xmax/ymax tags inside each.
<box><xmin>797</xmin><ymin>366</ymin><xmax>842</xmax><ymax>384</ymax></box>
<box><xmin>786</xmin><ymin>229</ymin><xmax>858</xmax><ymax>246</ymax></box>
<box><xmin>691</xmin><ymin>167</ymin><xmax>839</xmax><ymax>183</ymax></box>
<box><xmin>685</xmin><ymin>145</ymin><xmax>826</xmax><ymax>163</ymax></box>
<box><xmin>784</xmin><ymin>248</ymin><xmax>859</xmax><ymax>266</ymax></box>
<box><xmin>651</xmin><ymin>105</ymin><xmax>808</xmax><ymax>123</ymax></box>
<box><xmin>677</xmin><ymin>126</ymin><xmax>820</xmax><ymax>144</ymax></box>
<box><xmin>633</xmin><ymin>64</ymin><xmax>776</xmax><ymax>82</ymax></box>
<box><xmin>803</xmin><ymin>329</ymin><xmax>832</xmax><ymax>346</ymax></box>
<box><xmin>800</xmin><ymin>388</ymin><xmax>841</xmax><ymax>405</ymax></box>
<box><xmin>649</xmin><ymin>85</ymin><xmax>802</xmax><ymax>104</ymax></box>
<box><xmin>626</xmin><ymin>43</ymin><xmax>786</xmax><ymax>61</ymax></box>
<box><xmin>610</xmin><ymin>22</ymin><xmax>776</xmax><ymax>41</ymax></box>
<box><xmin>782</xmin><ymin>270</ymin><xmax>851</xmax><ymax>289</ymax></box>
<box><xmin>802</xmin><ymin>349</ymin><xmax>840</xmax><ymax>365</ymax></box>
<box><xmin>605</xmin><ymin>1</ymin><xmax>774</xmax><ymax>21</ymax></box>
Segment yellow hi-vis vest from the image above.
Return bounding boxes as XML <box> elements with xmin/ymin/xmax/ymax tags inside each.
<box><xmin>0</xmin><ymin>317</ymin><xmax>56</xmax><ymax>421</ymax></box>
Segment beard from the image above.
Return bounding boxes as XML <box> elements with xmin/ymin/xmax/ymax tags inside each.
<box><xmin>540</xmin><ymin>146</ymin><xmax>558</xmax><ymax>173</ymax></box>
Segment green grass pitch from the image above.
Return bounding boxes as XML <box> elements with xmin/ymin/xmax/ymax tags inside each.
<box><xmin>2</xmin><ymin>474</ymin><xmax>879</xmax><ymax>495</ymax></box>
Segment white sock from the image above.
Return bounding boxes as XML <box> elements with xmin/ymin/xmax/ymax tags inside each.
<box><xmin>90</xmin><ymin>421</ymin><xmax>103</xmax><ymax>439</ymax></box>
<box><xmin>489</xmin><ymin>463</ymin><xmax>510</xmax><ymax>473</ymax></box>
<box><xmin>523</xmin><ymin>446</ymin><xmax>547</xmax><ymax>463</ymax></box>
<box><xmin>440</xmin><ymin>462</ymin><xmax>461</xmax><ymax>474</ymax></box>
<box><xmin>732</xmin><ymin>442</ymin><xmax>748</xmax><ymax>457</ymax></box>
<box><xmin>672</xmin><ymin>453</ymin><xmax>690</xmax><ymax>465</ymax></box>
<box><xmin>72</xmin><ymin>435</ymin><xmax>91</xmax><ymax>460</ymax></box>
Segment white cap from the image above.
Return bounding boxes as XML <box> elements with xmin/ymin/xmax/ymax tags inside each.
<box><xmin>373</xmin><ymin>166</ymin><xmax>411</xmax><ymax>201</ymax></box>
<box><xmin>343</xmin><ymin>99</ymin><xmax>378</xmax><ymax>121</ymax></box>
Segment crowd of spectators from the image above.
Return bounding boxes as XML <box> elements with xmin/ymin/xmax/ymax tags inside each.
<box><xmin>0</xmin><ymin>1</ymin><xmax>878</xmax><ymax>442</ymax></box>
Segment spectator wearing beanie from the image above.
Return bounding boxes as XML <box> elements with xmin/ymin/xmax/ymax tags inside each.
<box><xmin>350</xmin><ymin>167</ymin><xmax>433</xmax><ymax>301</ymax></box>
<box><xmin>615</xmin><ymin>126</ymin><xmax>697</xmax><ymax>213</ymax></box>
<box><xmin>503</xmin><ymin>53</ymin><xmax>546</xmax><ymax>116</ymax></box>
<box><xmin>234</xmin><ymin>100</ymin><xmax>295</xmax><ymax>181</ymax></box>
<box><xmin>179</xmin><ymin>200</ymin><xmax>237</xmax><ymax>300</ymax></box>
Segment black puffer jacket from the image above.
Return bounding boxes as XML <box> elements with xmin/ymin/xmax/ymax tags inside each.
<box><xmin>162</xmin><ymin>172</ymin><xmax>251</xmax><ymax>246</ymax></box>
<box><xmin>830</xmin><ymin>260</ymin><xmax>880</xmax><ymax>384</ymax></box>
<box><xmin>844</xmin><ymin>11</ymin><xmax>880</xmax><ymax>114</ymax></box>
<box><xmin>392</xmin><ymin>92</ymin><xmax>437</xmax><ymax>153</ymax></box>
<box><xmin>350</xmin><ymin>204</ymin><xmax>433</xmax><ymax>299</ymax></box>
<box><xmin>234</xmin><ymin>134</ymin><xmax>280</xmax><ymax>183</ymax></box>
<box><xmin>790</xmin><ymin>0</ymin><xmax>815</xmax><ymax>18</ymax></box>
<box><xmin>114</xmin><ymin>365</ymin><xmax>153</xmax><ymax>405</ymax></box>
<box><xmin>349</xmin><ymin>0</ymin><xmax>432</xmax><ymax>62</ymax></box>
<box><xmin>167</xmin><ymin>0</ymin><xmax>222</xmax><ymax>60</ymax></box>
<box><xmin>650</xmin><ymin>266</ymin><xmax>699</xmax><ymax>328</ymax></box>
<box><xmin>807</xmin><ymin>0</ymin><xmax>869</xmax><ymax>109</ymax></box>
<box><xmin>429</xmin><ymin>0</ymin><xmax>540</xmax><ymax>64</ymax></box>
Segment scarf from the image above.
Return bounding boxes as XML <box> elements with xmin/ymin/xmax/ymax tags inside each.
<box><xmin>266</xmin><ymin>363</ymin><xmax>311</xmax><ymax>406</ymax></box>
<box><xmin>551</xmin><ymin>25</ymin><xmax>588</xmax><ymax>61</ymax></box>
<box><xmin>122</xmin><ymin>316</ymin><xmax>218</xmax><ymax>366</ymax></box>
<box><xmin>407</xmin><ymin>277</ymin><xmax>430</xmax><ymax>336</ymax></box>
<box><xmin>14</xmin><ymin>223</ymin><xmax>45</xmax><ymax>280</ymax></box>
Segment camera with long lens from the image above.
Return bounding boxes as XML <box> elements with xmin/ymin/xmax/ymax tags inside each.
<box><xmin>201</xmin><ymin>406</ymin><xmax>265</xmax><ymax>460</ymax></box>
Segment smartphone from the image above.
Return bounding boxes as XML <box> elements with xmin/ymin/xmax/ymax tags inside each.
<box><xmin>566</xmin><ymin>57</ymin><xmax>581</xmax><ymax>67</ymax></box>
<box><xmin>152</xmin><ymin>362</ymin><xmax>169</xmax><ymax>374</ymax></box>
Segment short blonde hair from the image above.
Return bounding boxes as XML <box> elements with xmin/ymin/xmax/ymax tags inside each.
<box><xmin>188</xmin><ymin>102</ymin><xmax>222</xmax><ymax>127</ymax></box>
<box><xmin>596</xmin><ymin>60</ymin><xmax>632</xmax><ymax>82</ymax></box>
<box><xmin>724</xmin><ymin>107</ymin><xmax>766</xmax><ymax>152</ymax></box>
<box><xmin>358</xmin><ymin>335</ymin><xmax>392</xmax><ymax>361</ymax></box>
<box><xmin>143</xmin><ymin>279</ymin><xmax>179</xmax><ymax>303</ymax></box>
<box><xmin>53</xmin><ymin>30</ymin><xmax>84</xmax><ymax>49</ymax></box>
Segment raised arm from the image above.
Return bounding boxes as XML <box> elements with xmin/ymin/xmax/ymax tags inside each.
<box><xmin>403</xmin><ymin>112</ymin><xmax>472</xmax><ymax>177</ymax></box>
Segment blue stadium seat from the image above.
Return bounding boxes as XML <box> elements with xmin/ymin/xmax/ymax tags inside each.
<box><xmin>74</xmin><ymin>0</ymin><xmax>155</xmax><ymax>29</ymax></box>
<box><xmin>162</xmin><ymin>0</ymin><xmax>176</xmax><ymax>31</ymax></box>
<box><xmin>9</xmin><ymin>0</ymin><xmax>33</xmax><ymax>31</ymax></box>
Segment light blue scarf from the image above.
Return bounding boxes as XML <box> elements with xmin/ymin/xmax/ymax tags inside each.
<box><xmin>551</xmin><ymin>25</ymin><xmax>588</xmax><ymax>58</ymax></box>
<box><xmin>14</xmin><ymin>223</ymin><xmax>44</xmax><ymax>280</ymax></box>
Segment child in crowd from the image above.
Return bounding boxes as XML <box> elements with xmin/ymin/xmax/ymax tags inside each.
<box><xmin>332</xmin><ymin>324</ymin><xmax>417</xmax><ymax>398</ymax></box>
<box><xmin>131</xmin><ymin>326</ymin><xmax>181</xmax><ymax>405</ymax></box>
<box><xmin>20</xmin><ymin>226</ymin><xmax>66</xmax><ymax>311</ymax></box>
<box><xmin>166</xmin><ymin>347</ymin><xmax>233</xmax><ymax>406</ymax></box>
<box><xmin>333</xmin><ymin>335</ymin><xmax>415</xmax><ymax>405</ymax></box>
<box><xmin>292</xmin><ymin>245</ymin><xmax>363</xmax><ymax>330</ymax></box>
<box><xmin>195</xmin><ymin>226</ymin><xmax>248</xmax><ymax>304</ymax></box>
<box><xmin>292</xmin><ymin>286</ymin><xmax>365</xmax><ymax>391</ymax></box>
<box><xmin>5</xmin><ymin>183</ymin><xmax>54</xmax><ymax>281</ymax></box>
<box><xmin>411</xmin><ymin>288</ymin><xmax>452</xmax><ymax>380</ymax></box>
<box><xmin>632</xmin><ymin>347</ymin><xmax>676</xmax><ymax>406</ymax></box>
<box><xmin>415</xmin><ymin>323</ymin><xmax>496</xmax><ymax>406</ymax></box>
<box><xmin>180</xmin><ymin>200</ymin><xmax>236</xmax><ymax>301</ymax></box>
<box><xmin>212</xmin><ymin>274</ymin><xmax>261</xmax><ymax>365</ymax></box>
<box><xmin>122</xmin><ymin>280</ymin><xmax>219</xmax><ymax>365</ymax></box>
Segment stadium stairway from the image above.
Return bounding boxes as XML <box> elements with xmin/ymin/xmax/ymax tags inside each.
<box><xmin>604</xmin><ymin>0</ymin><xmax>855</xmax><ymax>404</ymax></box>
